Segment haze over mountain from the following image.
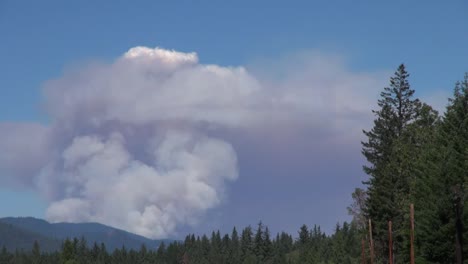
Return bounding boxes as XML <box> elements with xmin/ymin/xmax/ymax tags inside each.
<box><xmin>0</xmin><ymin>220</ymin><xmax>59</xmax><ymax>252</ymax></box>
<box><xmin>0</xmin><ymin>217</ymin><xmax>168</xmax><ymax>252</ymax></box>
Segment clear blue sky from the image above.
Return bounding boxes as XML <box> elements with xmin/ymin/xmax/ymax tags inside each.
<box><xmin>1</xmin><ymin>0</ymin><xmax>468</xmax><ymax>236</ymax></box>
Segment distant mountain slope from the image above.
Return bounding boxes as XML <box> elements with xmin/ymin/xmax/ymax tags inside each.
<box><xmin>0</xmin><ymin>217</ymin><xmax>167</xmax><ymax>252</ymax></box>
<box><xmin>0</xmin><ymin>221</ymin><xmax>60</xmax><ymax>252</ymax></box>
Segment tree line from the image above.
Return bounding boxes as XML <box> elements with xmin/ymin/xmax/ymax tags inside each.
<box><xmin>0</xmin><ymin>221</ymin><xmax>363</xmax><ymax>264</ymax></box>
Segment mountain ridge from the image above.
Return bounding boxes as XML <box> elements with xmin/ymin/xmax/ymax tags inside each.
<box><xmin>0</xmin><ymin>217</ymin><xmax>170</xmax><ymax>252</ymax></box>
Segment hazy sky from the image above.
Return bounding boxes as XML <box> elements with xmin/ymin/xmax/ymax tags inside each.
<box><xmin>1</xmin><ymin>0</ymin><xmax>467</xmax><ymax>239</ymax></box>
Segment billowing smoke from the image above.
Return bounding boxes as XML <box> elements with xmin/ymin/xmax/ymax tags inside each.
<box><xmin>0</xmin><ymin>47</ymin><xmax>387</xmax><ymax>238</ymax></box>
<box><xmin>41</xmin><ymin>131</ymin><xmax>237</xmax><ymax>238</ymax></box>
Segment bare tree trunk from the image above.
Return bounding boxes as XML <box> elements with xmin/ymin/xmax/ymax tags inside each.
<box><xmin>369</xmin><ymin>219</ymin><xmax>374</xmax><ymax>264</ymax></box>
<box><xmin>455</xmin><ymin>197</ymin><xmax>464</xmax><ymax>264</ymax></box>
<box><xmin>410</xmin><ymin>204</ymin><xmax>415</xmax><ymax>264</ymax></box>
<box><xmin>362</xmin><ymin>238</ymin><xmax>366</xmax><ymax>264</ymax></box>
<box><xmin>388</xmin><ymin>221</ymin><xmax>393</xmax><ymax>264</ymax></box>
<box><xmin>182</xmin><ymin>252</ymin><xmax>190</xmax><ymax>264</ymax></box>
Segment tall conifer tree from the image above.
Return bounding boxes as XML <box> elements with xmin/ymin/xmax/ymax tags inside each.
<box><xmin>362</xmin><ymin>64</ymin><xmax>421</xmax><ymax>263</ymax></box>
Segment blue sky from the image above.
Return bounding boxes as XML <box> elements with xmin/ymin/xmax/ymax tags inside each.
<box><xmin>1</xmin><ymin>0</ymin><xmax>468</xmax><ymax>238</ymax></box>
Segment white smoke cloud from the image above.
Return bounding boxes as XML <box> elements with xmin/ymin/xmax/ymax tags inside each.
<box><xmin>0</xmin><ymin>46</ymin><xmax>387</xmax><ymax>238</ymax></box>
<box><xmin>40</xmin><ymin>131</ymin><xmax>236</xmax><ymax>238</ymax></box>
<box><xmin>43</xmin><ymin>47</ymin><xmax>264</xmax><ymax>128</ymax></box>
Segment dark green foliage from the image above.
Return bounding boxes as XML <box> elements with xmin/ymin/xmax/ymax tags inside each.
<box><xmin>229</xmin><ymin>227</ymin><xmax>241</xmax><ymax>264</ymax></box>
<box><xmin>361</xmin><ymin>67</ymin><xmax>468</xmax><ymax>263</ymax></box>
<box><xmin>362</xmin><ymin>64</ymin><xmax>428</xmax><ymax>263</ymax></box>
<box><xmin>416</xmin><ymin>74</ymin><xmax>468</xmax><ymax>264</ymax></box>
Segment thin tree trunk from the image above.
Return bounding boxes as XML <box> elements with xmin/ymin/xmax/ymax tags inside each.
<box><xmin>369</xmin><ymin>219</ymin><xmax>374</xmax><ymax>264</ymax></box>
<box><xmin>362</xmin><ymin>238</ymin><xmax>366</xmax><ymax>264</ymax></box>
<box><xmin>455</xmin><ymin>197</ymin><xmax>464</xmax><ymax>264</ymax></box>
<box><xmin>388</xmin><ymin>221</ymin><xmax>393</xmax><ymax>264</ymax></box>
<box><xmin>410</xmin><ymin>204</ymin><xmax>415</xmax><ymax>264</ymax></box>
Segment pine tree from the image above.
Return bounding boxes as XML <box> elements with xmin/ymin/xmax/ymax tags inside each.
<box><xmin>240</xmin><ymin>226</ymin><xmax>254</xmax><ymax>262</ymax></box>
<box><xmin>230</xmin><ymin>227</ymin><xmax>241</xmax><ymax>264</ymax></box>
<box><xmin>295</xmin><ymin>224</ymin><xmax>312</xmax><ymax>263</ymax></box>
<box><xmin>209</xmin><ymin>230</ymin><xmax>222</xmax><ymax>263</ymax></box>
<box><xmin>200</xmin><ymin>235</ymin><xmax>211</xmax><ymax>263</ymax></box>
<box><xmin>62</xmin><ymin>239</ymin><xmax>76</xmax><ymax>263</ymax></box>
<box><xmin>31</xmin><ymin>240</ymin><xmax>41</xmax><ymax>264</ymax></box>
<box><xmin>254</xmin><ymin>221</ymin><xmax>266</xmax><ymax>261</ymax></box>
<box><xmin>263</xmin><ymin>226</ymin><xmax>273</xmax><ymax>261</ymax></box>
<box><xmin>156</xmin><ymin>242</ymin><xmax>166</xmax><ymax>263</ymax></box>
<box><xmin>362</xmin><ymin>64</ymin><xmax>421</xmax><ymax>263</ymax></box>
<box><xmin>221</xmin><ymin>234</ymin><xmax>231</xmax><ymax>263</ymax></box>
<box><xmin>298</xmin><ymin>224</ymin><xmax>310</xmax><ymax>246</ymax></box>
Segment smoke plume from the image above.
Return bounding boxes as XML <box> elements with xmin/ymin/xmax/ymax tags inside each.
<box><xmin>0</xmin><ymin>47</ymin><xmax>387</xmax><ymax>238</ymax></box>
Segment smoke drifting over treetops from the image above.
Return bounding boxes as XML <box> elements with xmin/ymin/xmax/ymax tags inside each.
<box><xmin>0</xmin><ymin>46</ymin><xmax>387</xmax><ymax>239</ymax></box>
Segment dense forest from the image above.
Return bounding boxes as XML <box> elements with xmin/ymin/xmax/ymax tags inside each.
<box><xmin>2</xmin><ymin>64</ymin><xmax>468</xmax><ymax>264</ymax></box>
<box><xmin>0</xmin><ymin>222</ymin><xmax>361</xmax><ymax>264</ymax></box>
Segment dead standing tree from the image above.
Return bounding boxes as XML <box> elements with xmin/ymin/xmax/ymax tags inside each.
<box><xmin>368</xmin><ymin>219</ymin><xmax>374</xmax><ymax>264</ymax></box>
<box><xmin>410</xmin><ymin>204</ymin><xmax>414</xmax><ymax>264</ymax></box>
<box><xmin>388</xmin><ymin>221</ymin><xmax>393</xmax><ymax>264</ymax></box>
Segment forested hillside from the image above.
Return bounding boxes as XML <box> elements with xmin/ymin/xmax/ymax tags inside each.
<box><xmin>0</xmin><ymin>221</ymin><xmax>60</xmax><ymax>252</ymax></box>
<box><xmin>0</xmin><ymin>217</ymin><xmax>168</xmax><ymax>253</ymax></box>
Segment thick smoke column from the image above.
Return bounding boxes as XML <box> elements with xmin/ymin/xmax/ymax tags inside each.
<box><xmin>0</xmin><ymin>46</ymin><xmax>387</xmax><ymax>238</ymax></box>
<box><xmin>42</xmin><ymin>131</ymin><xmax>237</xmax><ymax>238</ymax></box>
<box><xmin>1</xmin><ymin>47</ymin><xmax>260</xmax><ymax>238</ymax></box>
